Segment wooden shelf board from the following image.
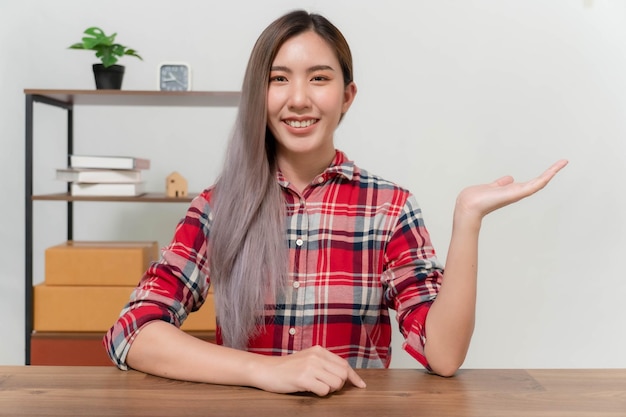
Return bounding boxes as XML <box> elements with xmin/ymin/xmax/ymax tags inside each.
<box><xmin>32</xmin><ymin>192</ymin><xmax>197</xmax><ymax>203</ymax></box>
<box><xmin>24</xmin><ymin>89</ymin><xmax>241</xmax><ymax>107</ymax></box>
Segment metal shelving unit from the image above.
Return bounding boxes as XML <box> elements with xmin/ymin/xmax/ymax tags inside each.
<box><xmin>24</xmin><ymin>89</ymin><xmax>240</xmax><ymax>364</ymax></box>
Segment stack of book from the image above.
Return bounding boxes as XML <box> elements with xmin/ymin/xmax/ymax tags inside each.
<box><xmin>57</xmin><ymin>154</ymin><xmax>151</xmax><ymax>197</ymax></box>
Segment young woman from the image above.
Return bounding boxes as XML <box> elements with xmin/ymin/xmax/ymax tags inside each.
<box><xmin>104</xmin><ymin>10</ymin><xmax>567</xmax><ymax>396</ymax></box>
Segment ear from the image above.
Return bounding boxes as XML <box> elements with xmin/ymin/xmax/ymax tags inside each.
<box><xmin>341</xmin><ymin>82</ymin><xmax>358</xmax><ymax>114</ymax></box>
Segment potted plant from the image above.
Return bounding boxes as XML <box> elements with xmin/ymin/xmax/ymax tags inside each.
<box><xmin>69</xmin><ymin>27</ymin><xmax>142</xmax><ymax>89</ymax></box>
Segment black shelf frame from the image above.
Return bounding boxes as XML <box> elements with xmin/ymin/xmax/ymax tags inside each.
<box><xmin>25</xmin><ymin>93</ymin><xmax>74</xmax><ymax>365</ymax></box>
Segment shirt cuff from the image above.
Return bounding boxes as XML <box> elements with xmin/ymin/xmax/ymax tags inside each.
<box><xmin>400</xmin><ymin>302</ymin><xmax>432</xmax><ymax>371</ymax></box>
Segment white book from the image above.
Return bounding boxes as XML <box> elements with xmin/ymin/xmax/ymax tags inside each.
<box><xmin>56</xmin><ymin>168</ymin><xmax>142</xmax><ymax>183</ymax></box>
<box><xmin>70</xmin><ymin>182</ymin><xmax>146</xmax><ymax>197</ymax></box>
<box><xmin>69</xmin><ymin>154</ymin><xmax>151</xmax><ymax>170</ymax></box>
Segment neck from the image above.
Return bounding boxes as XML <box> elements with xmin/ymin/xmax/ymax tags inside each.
<box><xmin>277</xmin><ymin>148</ymin><xmax>335</xmax><ymax>193</ymax></box>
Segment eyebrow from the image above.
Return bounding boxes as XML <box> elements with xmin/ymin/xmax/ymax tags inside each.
<box><xmin>270</xmin><ymin>65</ymin><xmax>336</xmax><ymax>74</ymax></box>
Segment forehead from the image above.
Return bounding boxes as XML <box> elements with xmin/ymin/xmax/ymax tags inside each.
<box><xmin>272</xmin><ymin>30</ymin><xmax>339</xmax><ymax>66</ymax></box>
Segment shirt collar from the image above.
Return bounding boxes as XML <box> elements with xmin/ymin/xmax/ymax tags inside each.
<box><xmin>276</xmin><ymin>149</ymin><xmax>355</xmax><ymax>188</ymax></box>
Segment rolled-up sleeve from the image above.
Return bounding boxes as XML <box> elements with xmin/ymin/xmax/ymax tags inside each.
<box><xmin>380</xmin><ymin>194</ymin><xmax>444</xmax><ymax>370</ymax></box>
<box><xmin>103</xmin><ymin>191</ymin><xmax>213</xmax><ymax>369</ymax></box>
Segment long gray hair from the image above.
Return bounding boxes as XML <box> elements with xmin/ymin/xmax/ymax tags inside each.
<box><xmin>210</xmin><ymin>10</ymin><xmax>354</xmax><ymax>349</ymax></box>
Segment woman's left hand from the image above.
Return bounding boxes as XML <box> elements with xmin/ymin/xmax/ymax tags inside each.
<box><xmin>455</xmin><ymin>159</ymin><xmax>569</xmax><ymax>223</ymax></box>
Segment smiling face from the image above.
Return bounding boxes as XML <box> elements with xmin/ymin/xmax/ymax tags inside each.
<box><xmin>267</xmin><ymin>30</ymin><xmax>357</xmax><ymax>174</ymax></box>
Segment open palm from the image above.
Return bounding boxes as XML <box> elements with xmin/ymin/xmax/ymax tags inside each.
<box><xmin>455</xmin><ymin>159</ymin><xmax>569</xmax><ymax>220</ymax></box>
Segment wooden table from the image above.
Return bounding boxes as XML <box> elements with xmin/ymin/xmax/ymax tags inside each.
<box><xmin>0</xmin><ymin>367</ymin><xmax>624</xmax><ymax>416</ymax></box>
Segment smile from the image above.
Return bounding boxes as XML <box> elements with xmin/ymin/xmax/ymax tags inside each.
<box><xmin>284</xmin><ymin>119</ymin><xmax>318</xmax><ymax>128</ymax></box>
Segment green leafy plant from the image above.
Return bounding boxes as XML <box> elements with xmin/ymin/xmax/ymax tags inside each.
<box><xmin>69</xmin><ymin>27</ymin><xmax>142</xmax><ymax>68</ymax></box>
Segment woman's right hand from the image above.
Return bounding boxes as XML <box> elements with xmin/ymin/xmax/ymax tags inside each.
<box><xmin>251</xmin><ymin>345</ymin><xmax>366</xmax><ymax>396</ymax></box>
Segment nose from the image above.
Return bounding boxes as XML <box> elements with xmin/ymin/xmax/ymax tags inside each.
<box><xmin>287</xmin><ymin>79</ymin><xmax>311</xmax><ymax>111</ymax></box>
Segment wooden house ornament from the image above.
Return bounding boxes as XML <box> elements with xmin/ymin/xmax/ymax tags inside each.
<box><xmin>166</xmin><ymin>171</ymin><xmax>188</xmax><ymax>197</ymax></box>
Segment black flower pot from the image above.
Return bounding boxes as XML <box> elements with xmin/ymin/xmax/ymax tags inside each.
<box><xmin>92</xmin><ymin>64</ymin><xmax>125</xmax><ymax>89</ymax></box>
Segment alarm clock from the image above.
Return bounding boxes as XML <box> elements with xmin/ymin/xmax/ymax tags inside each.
<box><xmin>158</xmin><ymin>62</ymin><xmax>191</xmax><ymax>91</ymax></box>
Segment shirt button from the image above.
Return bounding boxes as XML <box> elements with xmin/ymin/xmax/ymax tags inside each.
<box><xmin>293</xmin><ymin>281</ymin><xmax>300</xmax><ymax>289</ymax></box>
<box><xmin>289</xmin><ymin>328</ymin><xmax>296</xmax><ymax>336</ymax></box>
<box><xmin>316</xmin><ymin>176</ymin><xmax>324</xmax><ymax>184</ymax></box>
<box><xmin>295</xmin><ymin>238</ymin><xmax>303</xmax><ymax>247</ymax></box>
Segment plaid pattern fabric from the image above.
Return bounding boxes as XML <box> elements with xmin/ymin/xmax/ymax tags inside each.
<box><xmin>104</xmin><ymin>151</ymin><xmax>443</xmax><ymax>370</ymax></box>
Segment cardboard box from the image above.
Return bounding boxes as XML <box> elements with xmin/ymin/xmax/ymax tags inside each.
<box><xmin>30</xmin><ymin>332</ymin><xmax>114</xmax><ymax>366</ymax></box>
<box><xmin>30</xmin><ymin>331</ymin><xmax>216</xmax><ymax>366</ymax></box>
<box><xmin>33</xmin><ymin>284</ymin><xmax>216</xmax><ymax>332</ymax></box>
<box><xmin>45</xmin><ymin>241</ymin><xmax>159</xmax><ymax>286</ymax></box>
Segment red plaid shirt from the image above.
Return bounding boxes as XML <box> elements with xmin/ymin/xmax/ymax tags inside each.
<box><xmin>104</xmin><ymin>150</ymin><xmax>443</xmax><ymax>370</ymax></box>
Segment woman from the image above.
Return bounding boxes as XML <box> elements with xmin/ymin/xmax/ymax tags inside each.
<box><xmin>104</xmin><ymin>10</ymin><xmax>567</xmax><ymax>396</ymax></box>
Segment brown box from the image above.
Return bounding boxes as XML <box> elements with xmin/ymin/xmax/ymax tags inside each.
<box><xmin>30</xmin><ymin>331</ymin><xmax>216</xmax><ymax>366</ymax></box>
<box><xmin>45</xmin><ymin>241</ymin><xmax>159</xmax><ymax>286</ymax></box>
<box><xmin>33</xmin><ymin>284</ymin><xmax>216</xmax><ymax>332</ymax></box>
<box><xmin>30</xmin><ymin>332</ymin><xmax>114</xmax><ymax>366</ymax></box>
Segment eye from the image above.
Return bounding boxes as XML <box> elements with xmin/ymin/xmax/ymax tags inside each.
<box><xmin>270</xmin><ymin>75</ymin><xmax>287</xmax><ymax>83</ymax></box>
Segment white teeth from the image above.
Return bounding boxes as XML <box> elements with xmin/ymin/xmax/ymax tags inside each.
<box><xmin>286</xmin><ymin>119</ymin><xmax>316</xmax><ymax>128</ymax></box>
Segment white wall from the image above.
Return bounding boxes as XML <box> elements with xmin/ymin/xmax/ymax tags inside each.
<box><xmin>1</xmin><ymin>0</ymin><xmax>625</xmax><ymax>369</ymax></box>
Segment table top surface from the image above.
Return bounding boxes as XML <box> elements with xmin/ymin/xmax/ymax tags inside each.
<box><xmin>1</xmin><ymin>366</ymin><xmax>625</xmax><ymax>417</ymax></box>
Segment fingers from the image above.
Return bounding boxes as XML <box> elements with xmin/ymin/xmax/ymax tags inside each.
<box><xmin>347</xmin><ymin>366</ymin><xmax>367</xmax><ymax>388</ymax></box>
<box><xmin>321</xmin><ymin>355</ymin><xmax>367</xmax><ymax>390</ymax></box>
<box><xmin>457</xmin><ymin>159</ymin><xmax>568</xmax><ymax>219</ymax></box>
<box><xmin>492</xmin><ymin>159</ymin><xmax>568</xmax><ymax>194</ymax></box>
<box><xmin>309</xmin><ymin>368</ymin><xmax>345</xmax><ymax>396</ymax></box>
<box><xmin>257</xmin><ymin>346</ymin><xmax>365</xmax><ymax>396</ymax></box>
<box><xmin>525</xmin><ymin>159</ymin><xmax>569</xmax><ymax>194</ymax></box>
<box><xmin>548</xmin><ymin>159</ymin><xmax>569</xmax><ymax>172</ymax></box>
<box><xmin>308</xmin><ymin>347</ymin><xmax>366</xmax><ymax>395</ymax></box>
<box><xmin>493</xmin><ymin>175</ymin><xmax>514</xmax><ymax>187</ymax></box>
<box><xmin>307</xmin><ymin>376</ymin><xmax>339</xmax><ymax>397</ymax></box>
<box><xmin>542</xmin><ymin>159</ymin><xmax>569</xmax><ymax>182</ymax></box>
<box><xmin>496</xmin><ymin>160</ymin><xmax>568</xmax><ymax>189</ymax></box>
<box><xmin>534</xmin><ymin>159</ymin><xmax>569</xmax><ymax>183</ymax></box>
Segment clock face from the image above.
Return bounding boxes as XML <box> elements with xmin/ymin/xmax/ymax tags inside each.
<box><xmin>159</xmin><ymin>64</ymin><xmax>191</xmax><ymax>91</ymax></box>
